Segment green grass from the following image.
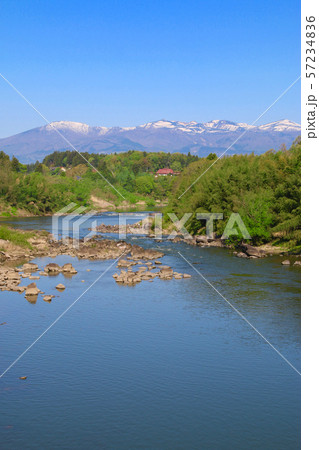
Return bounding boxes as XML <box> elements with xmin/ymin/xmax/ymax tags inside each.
<box><xmin>0</xmin><ymin>225</ymin><xmax>34</xmax><ymax>249</ymax></box>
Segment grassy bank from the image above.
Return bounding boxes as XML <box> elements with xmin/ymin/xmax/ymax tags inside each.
<box><xmin>0</xmin><ymin>225</ymin><xmax>34</xmax><ymax>249</ymax></box>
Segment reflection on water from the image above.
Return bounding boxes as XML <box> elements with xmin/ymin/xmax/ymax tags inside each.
<box><xmin>0</xmin><ymin>214</ymin><xmax>300</xmax><ymax>449</ymax></box>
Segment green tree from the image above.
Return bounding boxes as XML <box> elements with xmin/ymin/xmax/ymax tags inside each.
<box><xmin>11</xmin><ymin>156</ymin><xmax>20</xmax><ymax>172</ymax></box>
<box><xmin>135</xmin><ymin>175</ymin><xmax>155</xmax><ymax>194</ymax></box>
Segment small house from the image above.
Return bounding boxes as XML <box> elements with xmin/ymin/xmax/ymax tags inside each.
<box><xmin>155</xmin><ymin>168</ymin><xmax>175</xmax><ymax>178</ymax></box>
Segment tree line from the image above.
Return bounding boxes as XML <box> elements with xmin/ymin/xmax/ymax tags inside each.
<box><xmin>0</xmin><ymin>150</ymin><xmax>199</xmax><ymax>214</ymax></box>
<box><xmin>165</xmin><ymin>138</ymin><xmax>301</xmax><ymax>250</ymax></box>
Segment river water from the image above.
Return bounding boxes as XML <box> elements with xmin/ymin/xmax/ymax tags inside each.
<box><xmin>0</xmin><ymin>214</ymin><xmax>300</xmax><ymax>449</ymax></box>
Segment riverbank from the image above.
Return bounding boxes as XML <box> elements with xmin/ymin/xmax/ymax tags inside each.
<box><xmin>0</xmin><ymin>225</ymin><xmax>163</xmax><ymax>265</ymax></box>
<box><xmin>93</xmin><ymin>220</ymin><xmax>301</xmax><ymax>260</ymax></box>
<box><xmin>0</xmin><ymin>200</ymin><xmax>166</xmax><ymax>219</ymax></box>
<box><xmin>0</xmin><ymin>221</ymin><xmax>301</xmax><ymax>277</ymax></box>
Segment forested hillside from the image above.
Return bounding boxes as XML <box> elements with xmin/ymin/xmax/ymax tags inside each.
<box><xmin>0</xmin><ymin>141</ymin><xmax>301</xmax><ymax>251</ymax></box>
<box><xmin>43</xmin><ymin>150</ymin><xmax>198</xmax><ymax>196</ymax></box>
<box><xmin>0</xmin><ymin>150</ymin><xmax>198</xmax><ymax>215</ymax></box>
<box><xmin>165</xmin><ymin>138</ymin><xmax>301</xmax><ymax>250</ymax></box>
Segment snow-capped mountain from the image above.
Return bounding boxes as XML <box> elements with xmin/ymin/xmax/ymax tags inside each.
<box><xmin>0</xmin><ymin>119</ymin><xmax>300</xmax><ymax>163</ymax></box>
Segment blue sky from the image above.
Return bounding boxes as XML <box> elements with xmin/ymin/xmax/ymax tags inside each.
<box><xmin>0</xmin><ymin>0</ymin><xmax>300</xmax><ymax>137</ymax></box>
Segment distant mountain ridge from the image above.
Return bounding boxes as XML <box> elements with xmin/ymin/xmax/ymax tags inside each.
<box><xmin>0</xmin><ymin>119</ymin><xmax>301</xmax><ymax>163</ymax></box>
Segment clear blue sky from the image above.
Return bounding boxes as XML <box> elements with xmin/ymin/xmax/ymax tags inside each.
<box><xmin>0</xmin><ymin>0</ymin><xmax>300</xmax><ymax>138</ymax></box>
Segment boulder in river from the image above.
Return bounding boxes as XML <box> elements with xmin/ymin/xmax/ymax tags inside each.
<box><xmin>62</xmin><ymin>263</ymin><xmax>77</xmax><ymax>274</ymax></box>
<box><xmin>55</xmin><ymin>283</ymin><xmax>66</xmax><ymax>290</ymax></box>
<box><xmin>25</xmin><ymin>287</ymin><xmax>39</xmax><ymax>296</ymax></box>
<box><xmin>44</xmin><ymin>263</ymin><xmax>61</xmax><ymax>273</ymax></box>
<box><xmin>236</xmin><ymin>252</ymin><xmax>248</xmax><ymax>258</ymax></box>
<box><xmin>281</xmin><ymin>260</ymin><xmax>291</xmax><ymax>265</ymax></box>
<box><xmin>240</xmin><ymin>244</ymin><xmax>266</xmax><ymax>258</ymax></box>
<box><xmin>26</xmin><ymin>282</ymin><xmax>41</xmax><ymax>294</ymax></box>
<box><xmin>158</xmin><ymin>266</ymin><xmax>174</xmax><ymax>280</ymax></box>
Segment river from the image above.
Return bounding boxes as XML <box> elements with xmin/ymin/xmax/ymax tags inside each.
<box><xmin>0</xmin><ymin>213</ymin><xmax>301</xmax><ymax>449</ymax></box>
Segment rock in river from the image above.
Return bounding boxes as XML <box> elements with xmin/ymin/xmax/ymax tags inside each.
<box><xmin>281</xmin><ymin>260</ymin><xmax>291</xmax><ymax>266</ymax></box>
<box><xmin>240</xmin><ymin>243</ymin><xmax>266</xmax><ymax>258</ymax></box>
<box><xmin>44</xmin><ymin>263</ymin><xmax>61</xmax><ymax>273</ymax></box>
<box><xmin>25</xmin><ymin>287</ymin><xmax>39</xmax><ymax>296</ymax></box>
<box><xmin>25</xmin><ymin>282</ymin><xmax>41</xmax><ymax>295</ymax></box>
<box><xmin>62</xmin><ymin>263</ymin><xmax>77</xmax><ymax>274</ymax></box>
<box><xmin>236</xmin><ymin>252</ymin><xmax>248</xmax><ymax>258</ymax></box>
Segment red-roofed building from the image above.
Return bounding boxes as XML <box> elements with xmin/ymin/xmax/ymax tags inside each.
<box><xmin>155</xmin><ymin>168</ymin><xmax>175</xmax><ymax>177</ymax></box>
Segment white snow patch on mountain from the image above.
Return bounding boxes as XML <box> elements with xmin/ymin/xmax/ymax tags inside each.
<box><xmin>258</xmin><ymin>119</ymin><xmax>301</xmax><ymax>132</ymax></box>
<box><xmin>0</xmin><ymin>118</ymin><xmax>300</xmax><ymax>163</ymax></box>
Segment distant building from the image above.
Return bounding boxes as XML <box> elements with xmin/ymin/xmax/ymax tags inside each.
<box><xmin>155</xmin><ymin>168</ymin><xmax>175</xmax><ymax>177</ymax></box>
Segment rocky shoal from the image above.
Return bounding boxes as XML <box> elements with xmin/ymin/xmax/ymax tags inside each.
<box><xmin>0</xmin><ymin>261</ymin><xmax>77</xmax><ymax>303</ymax></box>
<box><xmin>0</xmin><ymin>233</ymin><xmax>164</xmax><ymax>264</ymax></box>
<box><xmin>113</xmin><ymin>259</ymin><xmax>191</xmax><ymax>286</ymax></box>
<box><xmin>0</xmin><ymin>234</ymin><xmax>192</xmax><ymax>300</ymax></box>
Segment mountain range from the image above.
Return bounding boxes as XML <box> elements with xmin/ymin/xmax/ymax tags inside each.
<box><xmin>0</xmin><ymin>119</ymin><xmax>301</xmax><ymax>163</ymax></box>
